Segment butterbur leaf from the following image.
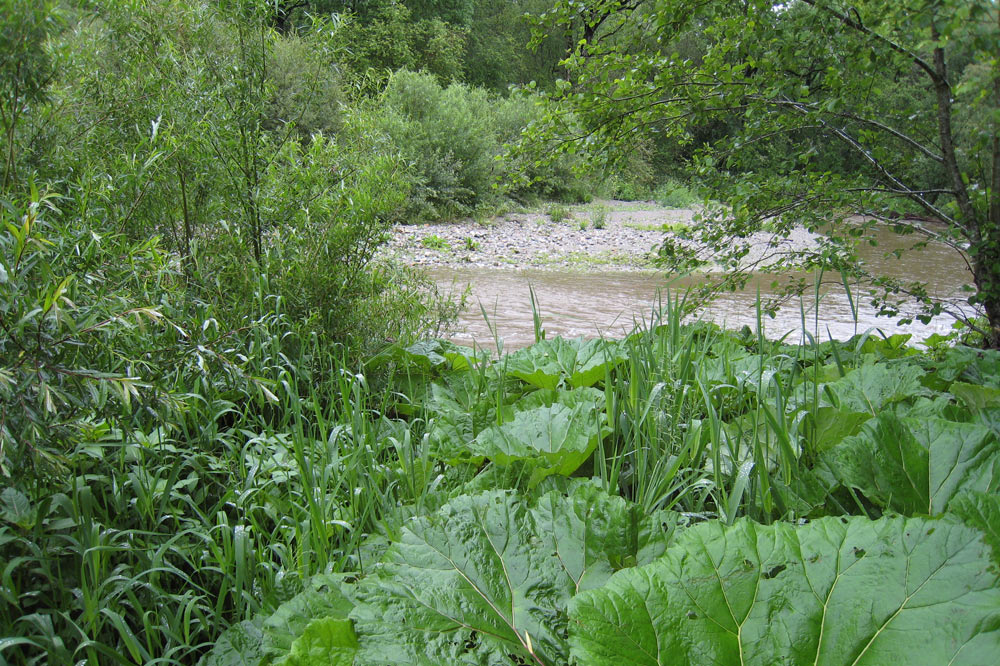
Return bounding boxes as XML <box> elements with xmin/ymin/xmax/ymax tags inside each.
<box><xmin>510</xmin><ymin>386</ymin><xmax>603</xmax><ymax>413</ymax></box>
<box><xmin>470</xmin><ymin>389</ymin><xmax>608</xmax><ymax>484</ymax></box>
<box><xmin>276</xmin><ymin>617</ymin><xmax>357</xmax><ymax>666</ymax></box>
<box><xmin>199</xmin><ymin>620</ymin><xmax>265</xmax><ymax>666</ymax></box>
<box><xmin>950</xmin><ymin>381</ymin><xmax>1000</xmax><ymax>412</ymax></box>
<box><xmin>569</xmin><ymin>516</ymin><xmax>1000</xmax><ymax>666</ymax></box>
<box><xmin>204</xmin><ymin>577</ymin><xmax>357</xmax><ymax>666</ymax></box>
<box><xmin>949</xmin><ymin>491</ymin><xmax>1000</xmax><ymax>565</ymax></box>
<box><xmin>859</xmin><ymin>333</ymin><xmax>915</xmax><ymax>358</ymax></box>
<box><xmin>426</xmin><ymin>382</ymin><xmax>489</xmax><ymax>465</ymax></box>
<box><xmin>564</xmin><ymin>339</ymin><xmax>626</xmax><ymax>388</ymax></box>
<box><xmin>505</xmin><ymin>337</ymin><xmax>625</xmax><ymax>390</ymax></box>
<box><xmin>0</xmin><ymin>487</ymin><xmax>33</xmax><ymax>529</ymax></box>
<box><xmin>823</xmin><ymin>363</ymin><xmax>925</xmax><ymax>415</ymax></box>
<box><xmin>263</xmin><ymin>574</ymin><xmax>354</xmax><ymax>656</ymax></box>
<box><xmin>350</xmin><ymin>485</ymin><xmax>677</xmax><ymax>665</ymax></box>
<box><xmin>800</xmin><ymin>406</ymin><xmax>870</xmax><ymax>453</ymax></box>
<box><xmin>824</xmin><ymin>412</ymin><xmax>1000</xmax><ymax>515</ymax></box>
<box><xmin>367</xmin><ymin>340</ymin><xmax>476</xmax><ymax>376</ymax></box>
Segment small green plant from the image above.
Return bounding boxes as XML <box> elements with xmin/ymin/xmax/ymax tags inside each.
<box><xmin>624</xmin><ymin>220</ymin><xmax>690</xmax><ymax>233</ymax></box>
<box><xmin>578</xmin><ymin>219</ymin><xmax>589</xmax><ymax>231</ymax></box>
<box><xmin>590</xmin><ymin>207</ymin><xmax>608</xmax><ymax>229</ymax></box>
<box><xmin>463</xmin><ymin>236</ymin><xmax>480</xmax><ymax>251</ymax></box>
<box><xmin>661</xmin><ymin>221</ymin><xmax>690</xmax><ymax>233</ymax></box>
<box><xmin>547</xmin><ymin>203</ymin><xmax>571</xmax><ymax>223</ymax></box>
<box><xmin>421</xmin><ymin>234</ymin><xmax>451</xmax><ymax>250</ymax></box>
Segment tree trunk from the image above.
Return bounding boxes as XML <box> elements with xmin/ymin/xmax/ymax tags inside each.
<box><xmin>972</xmin><ymin>242</ymin><xmax>1000</xmax><ymax>348</ymax></box>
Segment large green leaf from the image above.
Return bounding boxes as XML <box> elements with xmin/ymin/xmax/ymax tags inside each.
<box><xmin>276</xmin><ymin>617</ymin><xmax>357</xmax><ymax>666</ymax></box>
<box><xmin>949</xmin><ymin>491</ymin><xmax>1000</xmax><ymax>566</ymax></box>
<box><xmin>469</xmin><ymin>388</ymin><xmax>608</xmax><ymax>484</ymax></box>
<box><xmin>800</xmin><ymin>406</ymin><xmax>870</xmax><ymax>453</ymax></box>
<box><xmin>823</xmin><ymin>412</ymin><xmax>1000</xmax><ymax>515</ymax></box>
<box><xmin>950</xmin><ymin>381</ymin><xmax>1000</xmax><ymax>413</ymax></box>
<box><xmin>367</xmin><ymin>340</ymin><xmax>479</xmax><ymax>376</ymax></box>
<box><xmin>425</xmin><ymin>381</ymin><xmax>490</xmax><ymax>465</ymax></box>
<box><xmin>350</xmin><ymin>484</ymin><xmax>678</xmax><ymax>665</ymax></box>
<box><xmin>504</xmin><ymin>337</ymin><xmax>625</xmax><ymax>390</ymax></box>
<box><xmin>262</xmin><ymin>575</ymin><xmax>355</xmax><ymax>657</ymax></box>
<box><xmin>570</xmin><ymin>516</ymin><xmax>1000</xmax><ymax>666</ymax></box>
<box><xmin>200</xmin><ymin>620</ymin><xmax>265</xmax><ymax>666</ymax></box>
<box><xmin>823</xmin><ymin>363</ymin><xmax>926</xmax><ymax>415</ymax></box>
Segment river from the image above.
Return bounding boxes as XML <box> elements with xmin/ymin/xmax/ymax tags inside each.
<box><xmin>428</xmin><ymin>223</ymin><xmax>975</xmax><ymax>349</ymax></box>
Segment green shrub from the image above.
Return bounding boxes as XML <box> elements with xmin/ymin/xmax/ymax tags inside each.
<box><xmin>0</xmin><ymin>185</ymin><xmax>459</xmax><ymax>663</ymax></box>
<box><xmin>205</xmin><ymin>123</ymin><xmax>451</xmax><ymax>357</ymax></box>
<box><xmin>590</xmin><ymin>206</ymin><xmax>608</xmax><ymax>229</ymax></box>
<box><xmin>263</xmin><ymin>29</ymin><xmax>343</xmax><ymax>138</ymax></box>
<box><xmin>0</xmin><ymin>191</ymin><xmax>174</xmax><ymax>480</ymax></box>
<box><xmin>497</xmin><ymin>92</ymin><xmax>597</xmax><ymax>203</ymax></box>
<box><xmin>421</xmin><ymin>234</ymin><xmax>451</xmax><ymax>250</ymax></box>
<box><xmin>337</xmin><ymin>4</ymin><xmax>467</xmax><ymax>85</ymax></box>
<box><xmin>655</xmin><ymin>178</ymin><xmax>700</xmax><ymax>208</ymax></box>
<box><xmin>379</xmin><ymin>70</ymin><xmax>500</xmax><ymax>221</ymax></box>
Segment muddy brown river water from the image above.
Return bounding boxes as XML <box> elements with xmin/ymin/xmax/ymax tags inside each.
<box><xmin>428</xmin><ymin>225</ymin><xmax>975</xmax><ymax>350</ymax></box>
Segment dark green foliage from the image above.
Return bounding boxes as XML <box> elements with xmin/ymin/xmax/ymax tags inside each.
<box><xmin>379</xmin><ymin>70</ymin><xmax>499</xmax><ymax>219</ymax></box>
<box><xmin>462</xmin><ymin>0</ymin><xmax>564</xmax><ymax>93</ymax></box>
<box><xmin>377</xmin><ymin>70</ymin><xmax>594</xmax><ymax>220</ymax></box>
<box><xmin>336</xmin><ymin>3</ymin><xmax>468</xmax><ymax>84</ymax></box>
<box><xmin>0</xmin><ymin>0</ymin><xmax>59</xmax><ymax>191</ymax></box>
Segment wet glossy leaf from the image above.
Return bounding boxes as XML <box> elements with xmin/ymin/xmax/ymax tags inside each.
<box><xmin>824</xmin><ymin>412</ymin><xmax>1000</xmax><ymax>515</ymax></box>
<box><xmin>276</xmin><ymin>617</ymin><xmax>357</xmax><ymax>666</ymax></box>
<box><xmin>823</xmin><ymin>363</ymin><xmax>926</xmax><ymax>415</ymax></box>
<box><xmin>350</xmin><ymin>485</ymin><xmax>678</xmax><ymax>665</ymax></box>
<box><xmin>570</xmin><ymin>516</ymin><xmax>1000</xmax><ymax>665</ymax></box>
<box><xmin>949</xmin><ymin>490</ymin><xmax>1000</xmax><ymax>565</ymax></box>
<box><xmin>470</xmin><ymin>388</ymin><xmax>608</xmax><ymax>483</ymax></box>
<box><xmin>505</xmin><ymin>337</ymin><xmax>625</xmax><ymax>390</ymax></box>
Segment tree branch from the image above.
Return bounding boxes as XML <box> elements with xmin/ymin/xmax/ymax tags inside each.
<box><xmin>800</xmin><ymin>0</ymin><xmax>947</xmax><ymax>91</ymax></box>
<box><xmin>778</xmin><ymin>97</ymin><xmax>958</xmax><ymax>227</ymax></box>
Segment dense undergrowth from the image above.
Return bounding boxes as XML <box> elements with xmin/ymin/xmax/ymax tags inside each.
<box><xmin>5</xmin><ymin>276</ymin><xmax>1000</xmax><ymax>663</ymax></box>
<box><xmin>198</xmin><ymin>315</ymin><xmax>1000</xmax><ymax>666</ymax></box>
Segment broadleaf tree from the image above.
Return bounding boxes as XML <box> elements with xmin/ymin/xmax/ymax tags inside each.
<box><xmin>529</xmin><ymin>0</ymin><xmax>1000</xmax><ymax>346</ymax></box>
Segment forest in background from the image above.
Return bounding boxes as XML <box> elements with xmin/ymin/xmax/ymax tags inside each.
<box><xmin>3</xmin><ymin>1</ymin><xmax>1000</xmax><ymax>664</ymax></box>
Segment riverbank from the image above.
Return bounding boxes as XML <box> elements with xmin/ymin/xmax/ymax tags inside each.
<box><xmin>383</xmin><ymin>200</ymin><xmax>822</xmax><ymax>272</ymax></box>
<box><xmin>385</xmin><ymin>200</ymin><xmax>972</xmax><ymax>348</ymax></box>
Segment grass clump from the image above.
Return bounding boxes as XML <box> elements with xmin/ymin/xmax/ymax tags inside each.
<box><xmin>420</xmin><ymin>234</ymin><xmax>451</xmax><ymax>250</ymax></box>
<box><xmin>547</xmin><ymin>203</ymin><xmax>572</xmax><ymax>223</ymax></box>
<box><xmin>590</xmin><ymin>206</ymin><xmax>609</xmax><ymax>229</ymax></box>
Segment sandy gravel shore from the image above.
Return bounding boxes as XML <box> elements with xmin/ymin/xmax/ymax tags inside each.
<box><xmin>383</xmin><ymin>200</ymin><xmax>820</xmax><ymax>272</ymax></box>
